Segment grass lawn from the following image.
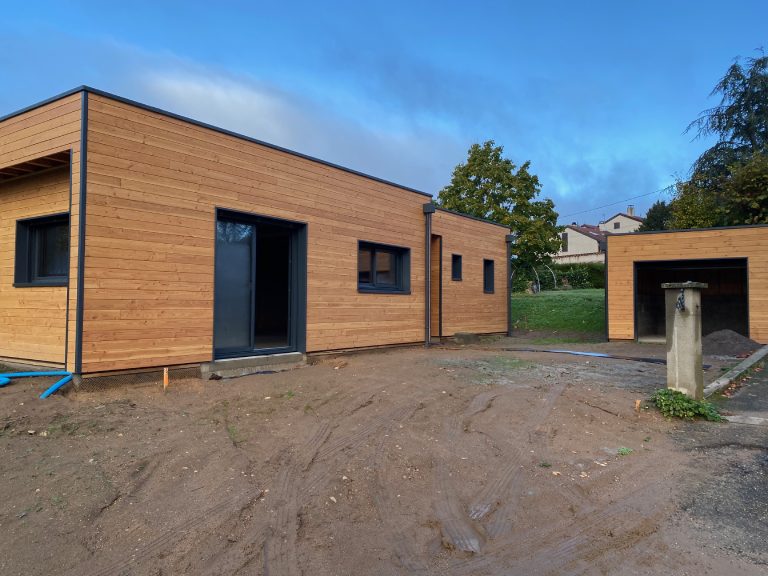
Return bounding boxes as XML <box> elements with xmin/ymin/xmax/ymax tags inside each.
<box><xmin>512</xmin><ymin>288</ymin><xmax>605</xmax><ymax>335</ymax></box>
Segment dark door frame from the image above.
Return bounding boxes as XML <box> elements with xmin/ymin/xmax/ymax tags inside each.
<box><xmin>213</xmin><ymin>207</ymin><xmax>307</xmax><ymax>359</ymax></box>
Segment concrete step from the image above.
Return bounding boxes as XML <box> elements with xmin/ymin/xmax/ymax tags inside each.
<box><xmin>201</xmin><ymin>352</ymin><xmax>306</xmax><ymax>379</ymax></box>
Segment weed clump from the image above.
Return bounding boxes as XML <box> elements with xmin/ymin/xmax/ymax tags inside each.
<box><xmin>650</xmin><ymin>389</ymin><xmax>724</xmax><ymax>422</ymax></box>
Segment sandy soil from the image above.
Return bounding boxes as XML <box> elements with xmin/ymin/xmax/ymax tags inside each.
<box><xmin>0</xmin><ymin>338</ymin><xmax>764</xmax><ymax>575</ymax></box>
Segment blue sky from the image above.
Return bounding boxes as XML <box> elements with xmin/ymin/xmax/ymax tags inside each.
<box><xmin>2</xmin><ymin>1</ymin><xmax>766</xmax><ymax>223</ymax></box>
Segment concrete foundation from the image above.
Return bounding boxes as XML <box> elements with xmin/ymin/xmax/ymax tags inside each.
<box><xmin>663</xmin><ymin>282</ymin><xmax>707</xmax><ymax>399</ymax></box>
<box><xmin>201</xmin><ymin>352</ymin><xmax>306</xmax><ymax>379</ymax></box>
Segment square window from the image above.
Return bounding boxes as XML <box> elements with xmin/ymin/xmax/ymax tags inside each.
<box><xmin>358</xmin><ymin>241</ymin><xmax>410</xmax><ymax>293</ymax></box>
<box><xmin>15</xmin><ymin>214</ymin><xmax>70</xmax><ymax>287</ymax></box>
<box><xmin>483</xmin><ymin>259</ymin><xmax>495</xmax><ymax>294</ymax></box>
<box><xmin>451</xmin><ymin>254</ymin><xmax>462</xmax><ymax>281</ymax></box>
<box><xmin>613</xmin><ymin>222</ymin><xmax>620</xmax><ymax>229</ymax></box>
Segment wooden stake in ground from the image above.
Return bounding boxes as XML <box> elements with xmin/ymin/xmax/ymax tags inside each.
<box><xmin>163</xmin><ymin>367</ymin><xmax>169</xmax><ymax>391</ymax></box>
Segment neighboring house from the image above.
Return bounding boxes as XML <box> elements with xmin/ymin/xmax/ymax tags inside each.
<box><xmin>606</xmin><ymin>225</ymin><xmax>768</xmax><ymax>343</ymax></box>
<box><xmin>0</xmin><ymin>86</ymin><xmax>511</xmax><ymax>380</ymax></box>
<box><xmin>555</xmin><ymin>224</ymin><xmax>607</xmax><ymax>264</ymax></box>
<box><xmin>554</xmin><ymin>205</ymin><xmax>644</xmax><ymax>264</ymax></box>
<box><xmin>598</xmin><ymin>206</ymin><xmax>644</xmax><ymax>233</ymax></box>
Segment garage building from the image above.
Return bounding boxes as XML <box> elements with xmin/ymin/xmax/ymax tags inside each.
<box><xmin>606</xmin><ymin>226</ymin><xmax>768</xmax><ymax>343</ymax></box>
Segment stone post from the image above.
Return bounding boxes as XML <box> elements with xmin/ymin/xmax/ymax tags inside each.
<box><xmin>662</xmin><ymin>281</ymin><xmax>707</xmax><ymax>399</ymax></box>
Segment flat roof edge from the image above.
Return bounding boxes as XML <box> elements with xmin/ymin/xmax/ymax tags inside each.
<box><xmin>434</xmin><ymin>206</ymin><xmax>510</xmax><ymax>230</ymax></box>
<box><xmin>607</xmin><ymin>223</ymin><xmax>768</xmax><ymax>241</ymax></box>
<box><xmin>0</xmin><ymin>85</ymin><xmax>434</xmax><ymax>199</ymax></box>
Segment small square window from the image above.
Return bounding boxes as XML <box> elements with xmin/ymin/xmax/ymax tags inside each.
<box><xmin>613</xmin><ymin>222</ymin><xmax>620</xmax><ymax>229</ymax></box>
<box><xmin>358</xmin><ymin>241</ymin><xmax>410</xmax><ymax>294</ymax></box>
<box><xmin>451</xmin><ymin>254</ymin><xmax>462</xmax><ymax>281</ymax></box>
<box><xmin>15</xmin><ymin>214</ymin><xmax>70</xmax><ymax>287</ymax></box>
<box><xmin>483</xmin><ymin>259</ymin><xmax>494</xmax><ymax>294</ymax></box>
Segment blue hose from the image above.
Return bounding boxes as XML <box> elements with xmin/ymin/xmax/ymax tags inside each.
<box><xmin>0</xmin><ymin>371</ymin><xmax>73</xmax><ymax>398</ymax></box>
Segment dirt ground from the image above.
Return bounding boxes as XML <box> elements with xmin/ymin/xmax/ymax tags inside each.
<box><xmin>1</xmin><ymin>336</ymin><xmax>765</xmax><ymax>575</ymax></box>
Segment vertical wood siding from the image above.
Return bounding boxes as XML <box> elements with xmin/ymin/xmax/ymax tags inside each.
<box><xmin>432</xmin><ymin>211</ymin><xmax>508</xmax><ymax>336</ymax></box>
<box><xmin>0</xmin><ymin>95</ymin><xmax>81</xmax><ymax>366</ymax></box>
<box><xmin>607</xmin><ymin>228</ymin><xmax>768</xmax><ymax>343</ymax></box>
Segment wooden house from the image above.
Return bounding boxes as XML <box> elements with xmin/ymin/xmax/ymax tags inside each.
<box><xmin>0</xmin><ymin>87</ymin><xmax>511</xmax><ymax>378</ymax></box>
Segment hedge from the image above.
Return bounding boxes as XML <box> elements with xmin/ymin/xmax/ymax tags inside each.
<box><xmin>512</xmin><ymin>262</ymin><xmax>605</xmax><ymax>292</ymax></box>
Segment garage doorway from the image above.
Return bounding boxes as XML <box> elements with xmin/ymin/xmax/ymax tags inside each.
<box><xmin>634</xmin><ymin>258</ymin><xmax>748</xmax><ymax>340</ymax></box>
<box><xmin>214</xmin><ymin>210</ymin><xmax>306</xmax><ymax>359</ymax></box>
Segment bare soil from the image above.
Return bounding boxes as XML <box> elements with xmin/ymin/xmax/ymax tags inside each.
<box><xmin>1</xmin><ymin>338</ymin><xmax>765</xmax><ymax>575</ymax></box>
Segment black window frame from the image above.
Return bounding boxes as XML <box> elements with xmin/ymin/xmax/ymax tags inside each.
<box><xmin>357</xmin><ymin>240</ymin><xmax>411</xmax><ymax>294</ymax></box>
<box><xmin>451</xmin><ymin>254</ymin><xmax>462</xmax><ymax>281</ymax></box>
<box><xmin>483</xmin><ymin>259</ymin><xmax>495</xmax><ymax>294</ymax></box>
<box><xmin>613</xmin><ymin>221</ymin><xmax>620</xmax><ymax>229</ymax></box>
<box><xmin>561</xmin><ymin>231</ymin><xmax>569</xmax><ymax>252</ymax></box>
<box><xmin>15</xmin><ymin>213</ymin><xmax>70</xmax><ymax>288</ymax></box>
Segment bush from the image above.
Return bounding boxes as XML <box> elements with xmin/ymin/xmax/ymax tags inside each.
<box><xmin>650</xmin><ymin>389</ymin><xmax>724</xmax><ymax>421</ymax></box>
<box><xmin>512</xmin><ymin>262</ymin><xmax>605</xmax><ymax>293</ymax></box>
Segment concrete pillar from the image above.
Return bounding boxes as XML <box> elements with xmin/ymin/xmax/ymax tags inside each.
<box><xmin>662</xmin><ymin>281</ymin><xmax>707</xmax><ymax>399</ymax></box>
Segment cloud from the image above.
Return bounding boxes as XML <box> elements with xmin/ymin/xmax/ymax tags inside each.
<box><xmin>138</xmin><ymin>69</ymin><xmax>466</xmax><ymax>195</ymax></box>
<box><xmin>0</xmin><ymin>31</ymin><xmax>704</xmax><ymax>223</ymax></box>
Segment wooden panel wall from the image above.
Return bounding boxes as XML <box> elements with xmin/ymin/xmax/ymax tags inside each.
<box><xmin>0</xmin><ymin>95</ymin><xmax>82</xmax><ymax>366</ymax></box>
<box><xmin>82</xmin><ymin>94</ymin><xmax>431</xmax><ymax>372</ymax></box>
<box><xmin>607</xmin><ymin>227</ymin><xmax>768</xmax><ymax>343</ymax></box>
<box><xmin>432</xmin><ymin>210</ymin><xmax>508</xmax><ymax>336</ymax></box>
<box><xmin>0</xmin><ymin>169</ymin><xmax>70</xmax><ymax>363</ymax></box>
<box><xmin>430</xmin><ymin>235</ymin><xmax>441</xmax><ymax>337</ymax></box>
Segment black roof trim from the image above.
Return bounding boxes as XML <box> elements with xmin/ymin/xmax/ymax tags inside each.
<box><xmin>434</xmin><ymin>206</ymin><xmax>510</xmax><ymax>230</ymax></box>
<box><xmin>0</xmin><ymin>85</ymin><xmax>433</xmax><ymax>199</ymax></box>
<box><xmin>607</xmin><ymin>223</ymin><xmax>768</xmax><ymax>242</ymax></box>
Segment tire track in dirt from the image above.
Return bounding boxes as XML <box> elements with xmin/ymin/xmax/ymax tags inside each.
<box><xmin>76</xmin><ymin>424</ymin><xmax>329</xmax><ymax>576</ymax></box>
<box><xmin>263</xmin><ymin>422</ymin><xmax>331</xmax><ymax>576</ymax></box>
<box><xmin>468</xmin><ymin>381</ymin><xmax>568</xmax><ymax>526</ymax></box>
<box><xmin>448</xmin><ymin>482</ymin><xmax>668</xmax><ymax>576</ymax></box>
<box><xmin>434</xmin><ymin>413</ymin><xmax>486</xmax><ymax>554</ymax></box>
<box><xmin>371</xmin><ymin>434</ymin><xmax>430</xmax><ymax>575</ymax></box>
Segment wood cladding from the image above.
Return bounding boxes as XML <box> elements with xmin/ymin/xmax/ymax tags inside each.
<box><xmin>0</xmin><ymin>94</ymin><xmax>82</xmax><ymax>368</ymax></box>
<box><xmin>432</xmin><ymin>211</ymin><xmax>508</xmax><ymax>336</ymax></box>
<box><xmin>2</xmin><ymin>89</ymin><xmax>509</xmax><ymax>373</ymax></box>
<box><xmin>607</xmin><ymin>227</ymin><xmax>768</xmax><ymax>343</ymax></box>
<box><xmin>0</xmin><ymin>168</ymin><xmax>70</xmax><ymax>364</ymax></box>
<box><xmin>82</xmin><ymin>94</ymin><xmax>439</xmax><ymax>373</ymax></box>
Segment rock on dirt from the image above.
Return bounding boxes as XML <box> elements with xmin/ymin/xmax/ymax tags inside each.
<box><xmin>702</xmin><ymin>329</ymin><xmax>761</xmax><ymax>357</ymax></box>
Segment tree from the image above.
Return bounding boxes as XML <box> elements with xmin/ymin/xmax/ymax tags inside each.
<box><xmin>437</xmin><ymin>140</ymin><xmax>562</xmax><ymax>266</ymax></box>
<box><xmin>673</xmin><ymin>53</ymin><xmax>768</xmax><ymax>227</ymax></box>
<box><xmin>637</xmin><ymin>199</ymin><xmax>672</xmax><ymax>231</ymax></box>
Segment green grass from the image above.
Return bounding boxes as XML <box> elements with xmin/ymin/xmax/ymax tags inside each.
<box><xmin>512</xmin><ymin>289</ymin><xmax>605</xmax><ymax>334</ymax></box>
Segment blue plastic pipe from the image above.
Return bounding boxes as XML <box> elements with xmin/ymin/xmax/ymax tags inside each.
<box><xmin>0</xmin><ymin>371</ymin><xmax>73</xmax><ymax>398</ymax></box>
<box><xmin>40</xmin><ymin>375</ymin><xmax>73</xmax><ymax>399</ymax></box>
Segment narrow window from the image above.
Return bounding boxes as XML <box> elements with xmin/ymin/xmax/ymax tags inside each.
<box><xmin>613</xmin><ymin>221</ymin><xmax>620</xmax><ymax>229</ymax></box>
<box><xmin>483</xmin><ymin>259</ymin><xmax>494</xmax><ymax>294</ymax></box>
<box><xmin>451</xmin><ymin>254</ymin><xmax>462</xmax><ymax>281</ymax></box>
<box><xmin>357</xmin><ymin>241</ymin><xmax>410</xmax><ymax>293</ymax></box>
<box><xmin>561</xmin><ymin>232</ymin><xmax>569</xmax><ymax>252</ymax></box>
<box><xmin>15</xmin><ymin>214</ymin><xmax>70</xmax><ymax>287</ymax></box>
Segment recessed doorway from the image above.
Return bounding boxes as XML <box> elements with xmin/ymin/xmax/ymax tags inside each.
<box><xmin>214</xmin><ymin>210</ymin><xmax>306</xmax><ymax>359</ymax></box>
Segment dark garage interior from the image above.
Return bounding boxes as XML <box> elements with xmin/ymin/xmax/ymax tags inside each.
<box><xmin>634</xmin><ymin>258</ymin><xmax>749</xmax><ymax>340</ymax></box>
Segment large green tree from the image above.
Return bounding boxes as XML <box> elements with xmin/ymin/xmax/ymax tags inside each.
<box><xmin>437</xmin><ymin>140</ymin><xmax>562</xmax><ymax>266</ymax></box>
<box><xmin>637</xmin><ymin>199</ymin><xmax>673</xmax><ymax>231</ymax></box>
<box><xmin>672</xmin><ymin>53</ymin><xmax>768</xmax><ymax>228</ymax></box>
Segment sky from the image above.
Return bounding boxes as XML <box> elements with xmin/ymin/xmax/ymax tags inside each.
<box><xmin>1</xmin><ymin>1</ymin><xmax>766</xmax><ymax>223</ymax></box>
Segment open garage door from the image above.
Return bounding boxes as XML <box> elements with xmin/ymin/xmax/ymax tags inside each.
<box><xmin>634</xmin><ymin>258</ymin><xmax>748</xmax><ymax>340</ymax></box>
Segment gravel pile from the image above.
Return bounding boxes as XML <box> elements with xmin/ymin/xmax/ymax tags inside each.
<box><xmin>702</xmin><ymin>329</ymin><xmax>761</xmax><ymax>357</ymax></box>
